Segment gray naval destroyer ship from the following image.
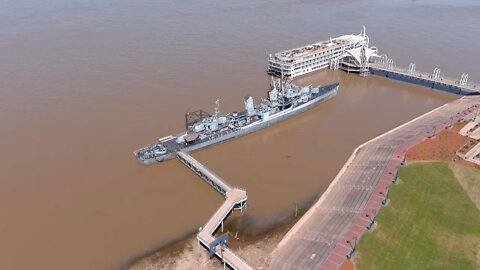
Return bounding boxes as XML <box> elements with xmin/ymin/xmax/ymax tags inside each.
<box><xmin>134</xmin><ymin>78</ymin><xmax>339</xmax><ymax>165</ymax></box>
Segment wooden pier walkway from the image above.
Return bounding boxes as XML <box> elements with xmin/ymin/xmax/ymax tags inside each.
<box><xmin>269</xmin><ymin>96</ymin><xmax>480</xmax><ymax>270</ymax></box>
<box><xmin>369</xmin><ymin>63</ymin><xmax>479</xmax><ymax>95</ymax></box>
<box><xmin>177</xmin><ymin>152</ymin><xmax>253</xmax><ymax>270</ymax></box>
<box><xmin>177</xmin><ymin>151</ymin><xmax>233</xmax><ymax>196</ymax></box>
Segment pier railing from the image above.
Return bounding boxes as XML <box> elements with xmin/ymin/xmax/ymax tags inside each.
<box><xmin>176</xmin><ymin>151</ymin><xmax>253</xmax><ymax>270</ymax></box>
<box><xmin>370</xmin><ymin>60</ymin><xmax>479</xmax><ymax>93</ymax></box>
<box><xmin>177</xmin><ymin>151</ymin><xmax>232</xmax><ymax>196</ymax></box>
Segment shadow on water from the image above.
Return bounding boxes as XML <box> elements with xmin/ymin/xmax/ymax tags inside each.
<box><xmin>122</xmin><ymin>229</ymin><xmax>198</xmax><ymax>270</ymax></box>
<box><xmin>233</xmin><ymin>191</ymin><xmax>320</xmax><ymax>237</ymax></box>
<box><xmin>124</xmin><ymin>189</ymin><xmax>320</xmax><ymax>269</ymax></box>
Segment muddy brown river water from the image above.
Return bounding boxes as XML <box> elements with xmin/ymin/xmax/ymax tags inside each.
<box><xmin>1</xmin><ymin>0</ymin><xmax>479</xmax><ymax>269</ymax></box>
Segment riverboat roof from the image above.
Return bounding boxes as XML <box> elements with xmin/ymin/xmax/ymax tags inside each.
<box><xmin>272</xmin><ymin>34</ymin><xmax>367</xmax><ymax>62</ymax></box>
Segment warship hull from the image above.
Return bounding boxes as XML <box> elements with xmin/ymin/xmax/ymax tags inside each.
<box><xmin>134</xmin><ymin>83</ymin><xmax>339</xmax><ymax>165</ymax></box>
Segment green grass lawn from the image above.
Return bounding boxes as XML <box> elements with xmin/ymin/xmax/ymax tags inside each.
<box><xmin>356</xmin><ymin>162</ymin><xmax>480</xmax><ymax>270</ymax></box>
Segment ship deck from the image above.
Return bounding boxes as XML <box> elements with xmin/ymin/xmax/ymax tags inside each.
<box><xmin>137</xmin><ymin>83</ymin><xmax>339</xmax><ymax>165</ymax></box>
<box><xmin>272</xmin><ymin>34</ymin><xmax>366</xmax><ymax>62</ymax></box>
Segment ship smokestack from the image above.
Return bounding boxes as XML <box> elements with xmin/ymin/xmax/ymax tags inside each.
<box><xmin>244</xmin><ymin>96</ymin><xmax>255</xmax><ymax>116</ymax></box>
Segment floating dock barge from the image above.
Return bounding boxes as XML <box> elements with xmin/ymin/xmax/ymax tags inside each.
<box><xmin>369</xmin><ymin>61</ymin><xmax>479</xmax><ymax>95</ymax></box>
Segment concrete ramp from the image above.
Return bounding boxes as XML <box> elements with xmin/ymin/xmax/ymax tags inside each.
<box><xmin>459</xmin><ymin>120</ymin><xmax>479</xmax><ymax>136</ymax></box>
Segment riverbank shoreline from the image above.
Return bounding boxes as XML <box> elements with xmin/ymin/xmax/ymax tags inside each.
<box><xmin>268</xmin><ymin>96</ymin><xmax>480</xmax><ymax>269</ymax></box>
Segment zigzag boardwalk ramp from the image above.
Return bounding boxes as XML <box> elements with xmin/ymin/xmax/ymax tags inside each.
<box><xmin>177</xmin><ymin>151</ymin><xmax>253</xmax><ymax>270</ymax></box>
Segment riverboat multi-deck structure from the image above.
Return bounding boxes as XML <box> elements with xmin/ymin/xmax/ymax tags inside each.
<box><xmin>268</xmin><ymin>28</ymin><xmax>371</xmax><ymax>78</ymax></box>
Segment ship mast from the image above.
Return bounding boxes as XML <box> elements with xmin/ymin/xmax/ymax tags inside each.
<box><xmin>280</xmin><ymin>69</ymin><xmax>285</xmax><ymax>111</ymax></box>
<box><xmin>214</xmin><ymin>99</ymin><xmax>220</xmax><ymax>117</ymax></box>
<box><xmin>281</xmin><ymin>69</ymin><xmax>284</xmax><ymax>92</ymax></box>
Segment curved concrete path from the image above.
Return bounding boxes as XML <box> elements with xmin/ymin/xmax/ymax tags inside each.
<box><xmin>270</xmin><ymin>96</ymin><xmax>480</xmax><ymax>270</ymax></box>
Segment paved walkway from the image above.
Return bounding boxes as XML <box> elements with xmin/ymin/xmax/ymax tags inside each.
<box><xmin>269</xmin><ymin>96</ymin><xmax>480</xmax><ymax>270</ymax></box>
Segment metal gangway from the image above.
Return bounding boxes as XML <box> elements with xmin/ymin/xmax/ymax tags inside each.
<box><xmin>176</xmin><ymin>151</ymin><xmax>253</xmax><ymax>270</ymax></box>
<box><xmin>370</xmin><ymin>57</ymin><xmax>479</xmax><ymax>95</ymax></box>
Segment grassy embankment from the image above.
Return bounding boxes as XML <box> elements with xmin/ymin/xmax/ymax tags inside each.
<box><xmin>356</xmin><ymin>162</ymin><xmax>480</xmax><ymax>270</ymax></box>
